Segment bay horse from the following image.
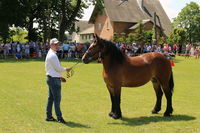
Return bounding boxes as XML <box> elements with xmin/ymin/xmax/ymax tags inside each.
<box><xmin>82</xmin><ymin>34</ymin><xmax>174</xmax><ymax>119</ymax></box>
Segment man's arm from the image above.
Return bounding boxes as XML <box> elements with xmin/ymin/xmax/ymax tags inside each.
<box><xmin>51</xmin><ymin>55</ymin><xmax>70</xmax><ymax>72</ymax></box>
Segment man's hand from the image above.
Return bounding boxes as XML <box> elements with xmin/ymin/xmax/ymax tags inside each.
<box><xmin>66</xmin><ymin>67</ymin><xmax>72</xmax><ymax>72</ymax></box>
<box><xmin>60</xmin><ymin>77</ymin><xmax>66</xmax><ymax>83</ymax></box>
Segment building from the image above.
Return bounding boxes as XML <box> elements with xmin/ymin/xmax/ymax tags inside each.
<box><xmin>71</xmin><ymin>21</ymin><xmax>94</xmax><ymax>43</ymax></box>
<box><xmin>89</xmin><ymin>0</ymin><xmax>171</xmax><ymax>40</ymax></box>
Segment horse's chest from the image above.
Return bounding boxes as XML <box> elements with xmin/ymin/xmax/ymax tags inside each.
<box><xmin>103</xmin><ymin>71</ymin><xmax>122</xmax><ymax>85</ymax></box>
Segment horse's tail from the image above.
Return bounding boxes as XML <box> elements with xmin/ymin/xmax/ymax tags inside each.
<box><xmin>169</xmin><ymin>71</ymin><xmax>174</xmax><ymax>93</ymax></box>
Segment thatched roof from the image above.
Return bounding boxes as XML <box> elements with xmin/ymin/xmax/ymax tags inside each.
<box><xmin>89</xmin><ymin>0</ymin><xmax>171</xmax><ymax>35</ymax></box>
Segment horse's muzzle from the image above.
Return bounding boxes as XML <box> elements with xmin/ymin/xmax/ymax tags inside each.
<box><xmin>82</xmin><ymin>58</ymin><xmax>90</xmax><ymax>64</ymax></box>
<box><xmin>82</xmin><ymin>55</ymin><xmax>90</xmax><ymax>64</ymax></box>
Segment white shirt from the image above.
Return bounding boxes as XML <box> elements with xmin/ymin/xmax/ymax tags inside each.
<box><xmin>45</xmin><ymin>48</ymin><xmax>66</xmax><ymax>77</ymax></box>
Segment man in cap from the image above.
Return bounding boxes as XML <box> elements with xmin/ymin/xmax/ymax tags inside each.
<box><xmin>45</xmin><ymin>38</ymin><xmax>71</xmax><ymax>123</ymax></box>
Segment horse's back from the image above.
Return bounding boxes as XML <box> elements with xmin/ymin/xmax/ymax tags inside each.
<box><xmin>121</xmin><ymin>52</ymin><xmax>172</xmax><ymax>87</ymax></box>
<box><xmin>139</xmin><ymin>52</ymin><xmax>172</xmax><ymax>84</ymax></box>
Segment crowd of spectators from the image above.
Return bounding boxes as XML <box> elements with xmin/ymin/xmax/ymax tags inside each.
<box><xmin>115</xmin><ymin>42</ymin><xmax>200</xmax><ymax>59</ymax></box>
<box><xmin>0</xmin><ymin>41</ymin><xmax>199</xmax><ymax>60</ymax></box>
<box><xmin>0</xmin><ymin>41</ymin><xmax>89</xmax><ymax>59</ymax></box>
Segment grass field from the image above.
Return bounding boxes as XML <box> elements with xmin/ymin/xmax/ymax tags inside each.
<box><xmin>0</xmin><ymin>56</ymin><xmax>200</xmax><ymax>133</ymax></box>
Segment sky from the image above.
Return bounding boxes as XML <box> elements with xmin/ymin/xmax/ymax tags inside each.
<box><xmin>80</xmin><ymin>0</ymin><xmax>200</xmax><ymax>21</ymax></box>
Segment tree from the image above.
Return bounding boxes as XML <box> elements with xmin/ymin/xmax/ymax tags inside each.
<box><xmin>126</xmin><ymin>33</ymin><xmax>135</xmax><ymax>44</ymax></box>
<box><xmin>118</xmin><ymin>32</ymin><xmax>126</xmax><ymax>44</ymax></box>
<box><xmin>168</xmin><ymin>27</ymin><xmax>187</xmax><ymax>45</ymax></box>
<box><xmin>8</xmin><ymin>27</ymin><xmax>28</xmax><ymax>42</ymax></box>
<box><xmin>113</xmin><ymin>32</ymin><xmax>119</xmax><ymax>43</ymax></box>
<box><xmin>0</xmin><ymin>0</ymin><xmax>102</xmax><ymax>42</ymax></box>
<box><xmin>0</xmin><ymin>0</ymin><xmax>27</xmax><ymax>42</ymax></box>
<box><xmin>58</xmin><ymin>0</ymin><xmax>83</xmax><ymax>42</ymax></box>
<box><xmin>132</xmin><ymin>21</ymin><xmax>153</xmax><ymax>45</ymax></box>
<box><xmin>173</xmin><ymin>2</ymin><xmax>200</xmax><ymax>43</ymax></box>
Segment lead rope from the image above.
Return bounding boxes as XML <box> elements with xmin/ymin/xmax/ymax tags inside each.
<box><xmin>66</xmin><ymin>60</ymin><xmax>83</xmax><ymax>78</ymax></box>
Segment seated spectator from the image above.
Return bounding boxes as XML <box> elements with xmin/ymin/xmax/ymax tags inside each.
<box><xmin>15</xmin><ymin>52</ymin><xmax>22</xmax><ymax>59</ymax></box>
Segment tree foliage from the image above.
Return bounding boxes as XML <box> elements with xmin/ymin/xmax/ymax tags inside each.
<box><xmin>173</xmin><ymin>2</ymin><xmax>200</xmax><ymax>43</ymax></box>
<box><xmin>167</xmin><ymin>27</ymin><xmax>187</xmax><ymax>45</ymax></box>
<box><xmin>0</xmin><ymin>0</ymin><xmax>102</xmax><ymax>42</ymax></box>
<box><xmin>132</xmin><ymin>22</ymin><xmax>153</xmax><ymax>45</ymax></box>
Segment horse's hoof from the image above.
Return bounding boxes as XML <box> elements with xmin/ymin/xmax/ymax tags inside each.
<box><xmin>164</xmin><ymin>112</ymin><xmax>171</xmax><ymax>117</ymax></box>
<box><xmin>151</xmin><ymin>108</ymin><xmax>160</xmax><ymax>114</ymax></box>
<box><xmin>108</xmin><ymin>112</ymin><xmax>114</xmax><ymax>117</ymax></box>
<box><xmin>111</xmin><ymin>113</ymin><xmax>122</xmax><ymax>119</ymax></box>
<box><xmin>151</xmin><ymin>110</ymin><xmax>158</xmax><ymax>114</ymax></box>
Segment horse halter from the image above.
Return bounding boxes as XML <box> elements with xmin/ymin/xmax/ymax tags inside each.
<box><xmin>98</xmin><ymin>52</ymin><xmax>102</xmax><ymax>62</ymax></box>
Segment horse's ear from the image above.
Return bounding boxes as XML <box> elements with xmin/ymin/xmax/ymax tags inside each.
<box><xmin>93</xmin><ymin>34</ymin><xmax>96</xmax><ymax>39</ymax></box>
<box><xmin>93</xmin><ymin>34</ymin><xmax>99</xmax><ymax>41</ymax></box>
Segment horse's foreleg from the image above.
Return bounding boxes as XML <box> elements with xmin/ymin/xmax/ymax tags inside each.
<box><xmin>151</xmin><ymin>79</ymin><xmax>163</xmax><ymax>114</ymax></box>
<box><xmin>111</xmin><ymin>87</ymin><xmax>122</xmax><ymax>119</ymax></box>
<box><xmin>107</xmin><ymin>85</ymin><xmax>116</xmax><ymax>118</ymax></box>
<box><xmin>114</xmin><ymin>91</ymin><xmax>122</xmax><ymax>119</ymax></box>
<box><xmin>108</xmin><ymin>92</ymin><xmax>115</xmax><ymax>117</ymax></box>
<box><xmin>107</xmin><ymin>85</ymin><xmax>122</xmax><ymax>119</ymax></box>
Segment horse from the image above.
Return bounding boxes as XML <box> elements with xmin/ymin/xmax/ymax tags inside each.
<box><xmin>82</xmin><ymin>34</ymin><xmax>174</xmax><ymax>119</ymax></box>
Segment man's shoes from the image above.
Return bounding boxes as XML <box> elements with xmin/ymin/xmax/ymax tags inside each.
<box><xmin>46</xmin><ymin>116</ymin><xmax>57</xmax><ymax>122</ymax></box>
<box><xmin>57</xmin><ymin>117</ymin><xmax>66</xmax><ymax>123</ymax></box>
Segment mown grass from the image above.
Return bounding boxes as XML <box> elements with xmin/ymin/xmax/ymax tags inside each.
<box><xmin>0</xmin><ymin>56</ymin><xmax>200</xmax><ymax>133</ymax></box>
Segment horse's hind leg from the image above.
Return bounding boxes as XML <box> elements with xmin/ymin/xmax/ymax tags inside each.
<box><xmin>162</xmin><ymin>84</ymin><xmax>173</xmax><ymax>116</ymax></box>
<box><xmin>151</xmin><ymin>78</ymin><xmax>163</xmax><ymax>114</ymax></box>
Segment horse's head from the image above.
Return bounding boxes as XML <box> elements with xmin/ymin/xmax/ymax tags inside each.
<box><xmin>82</xmin><ymin>34</ymin><xmax>104</xmax><ymax>64</ymax></box>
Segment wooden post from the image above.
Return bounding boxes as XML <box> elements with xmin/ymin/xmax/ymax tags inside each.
<box><xmin>153</xmin><ymin>12</ymin><xmax>157</xmax><ymax>45</ymax></box>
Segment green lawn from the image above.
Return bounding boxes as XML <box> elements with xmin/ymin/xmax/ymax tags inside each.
<box><xmin>0</xmin><ymin>56</ymin><xmax>200</xmax><ymax>133</ymax></box>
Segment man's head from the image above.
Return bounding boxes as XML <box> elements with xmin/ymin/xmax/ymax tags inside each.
<box><xmin>50</xmin><ymin>38</ymin><xmax>60</xmax><ymax>51</ymax></box>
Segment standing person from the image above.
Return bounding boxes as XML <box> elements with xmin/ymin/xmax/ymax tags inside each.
<box><xmin>185</xmin><ymin>43</ymin><xmax>191</xmax><ymax>58</ymax></box>
<box><xmin>63</xmin><ymin>43</ymin><xmax>69</xmax><ymax>59</ymax></box>
<box><xmin>45</xmin><ymin>38</ymin><xmax>71</xmax><ymax>123</ymax></box>
<box><xmin>24</xmin><ymin>43</ymin><xmax>30</xmax><ymax>58</ymax></box>
<box><xmin>173</xmin><ymin>44</ymin><xmax>178</xmax><ymax>55</ymax></box>
<box><xmin>163</xmin><ymin>44</ymin><xmax>169</xmax><ymax>56</ymax></box>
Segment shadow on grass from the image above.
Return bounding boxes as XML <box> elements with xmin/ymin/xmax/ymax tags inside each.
<box><xmin>108</xmin><ymin>115</ymin><xmax>196</xmax><ymax>126</ymax></box>
<box><xmin>61</xmin><ymin>121</ymin><xmax>91</xmax><ymax>128</ymax></box>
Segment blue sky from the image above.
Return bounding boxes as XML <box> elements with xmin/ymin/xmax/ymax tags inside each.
<box><xmin>81</xmin><ymin>0</ymin><xmax>200</xmax><ymax>21</ymax></box>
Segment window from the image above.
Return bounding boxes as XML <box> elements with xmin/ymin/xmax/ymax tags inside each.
<box><xmin>98</xmin><ymin>23</ymin><xmax>102</xmax><ymax>31</ymax></box>
<box><xmin>106</xmin><ymin>22</ymin><xmax>110</xmax><ymax>30</ymax></box>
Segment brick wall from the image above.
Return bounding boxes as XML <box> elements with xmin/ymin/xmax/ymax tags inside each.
<box><xmin>94</xmin><ymin>15</ymin><xmax>162</xmax><ymax>40</ymax></box>
<box><xmin>113</xmin><ymin>22</ymin><xmax>135</xmax><ymax>34</ymax></box>
<box><xmin>94</xmin><ymin>14</ymin><xmax>114</xmax><ymax>40</ymax></box>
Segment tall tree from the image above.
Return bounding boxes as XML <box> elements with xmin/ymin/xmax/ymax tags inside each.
<box><xmin>0</xmin><ymin>0</ymin><xmax>103</xmax><ymax>42</ymax></box>
<box><xmin>168</xmin><ymin>27</ymin><xmax>187</xmax><ymax>45</ymax></box>
<box><xmin>132</xmin><ymin>21</ymin><xmax>152</xmax><ymax>45</ymax></box>
<box><xmin>173</xmin><ymin>2</ymin><xmax>200</xmax><ymax>43</ymax></box>
<box><xmin>58</xmin><ymin>0</ymin><xmax>83</xmax><ymax>42</ymax></box>
<box><xmin>0</xmin><ymin>0</ymin><xmax>27</xmax><ymax>42</ymax></box>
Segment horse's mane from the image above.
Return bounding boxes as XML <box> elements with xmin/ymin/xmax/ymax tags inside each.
<box><xmin>100</xmin><ymin>38</ymin><xmax>126</xmax><ymax>64</ymax></box>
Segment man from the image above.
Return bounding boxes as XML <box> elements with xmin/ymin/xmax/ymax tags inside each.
<box><xmin>45</xmin><ymin>38</ymin><xmax>71</xmax><ymax>123</ymax></box>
